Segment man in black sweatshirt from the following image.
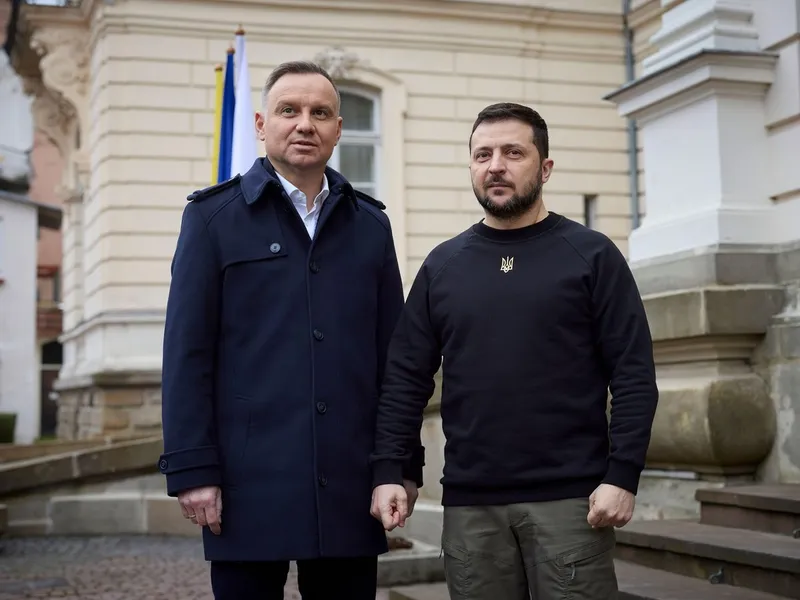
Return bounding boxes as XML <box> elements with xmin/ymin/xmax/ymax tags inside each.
<box><xmin>369</xmin><ymin>103</ymin><xmax>658</xmax><ymax>599</ymax></box>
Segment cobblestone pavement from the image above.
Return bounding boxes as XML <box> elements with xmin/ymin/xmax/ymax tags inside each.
<box><xmin>0</xmin><ymin>536</ymin><xmax>390</xmax><ymax>599</ymax></box>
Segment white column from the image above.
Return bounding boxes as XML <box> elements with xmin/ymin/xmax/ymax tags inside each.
<box><xmin>642</xmin><ymin>0</ymin><xmax>762</xmax><ymax>75</ymax></box>
<box><xmin>607</xmin><ymin>0</ymin><xmax>780</xmax><ymax>264</ymax></box>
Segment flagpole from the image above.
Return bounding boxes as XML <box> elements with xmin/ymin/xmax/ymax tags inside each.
<box><xmin>211</xmin><ymin>63</ymin><xmax>224</xmax><ymax>184</ymax></box>
<box><xmin>233</xmin><ymin>24</ymin><xmax>244</xmax><ymax>86</ymax></box>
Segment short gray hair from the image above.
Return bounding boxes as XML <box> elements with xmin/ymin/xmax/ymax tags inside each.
<box><xmin>261</xmin><ymin>60</ymin><xmax>341</xmax><ymax>112</ymax></box>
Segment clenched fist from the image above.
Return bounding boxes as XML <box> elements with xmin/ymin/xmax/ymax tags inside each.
<box><xmin>587</xmin><ymin>483</ymin><xmax>634</xmax><ymax>529</ymax></box>
<box><xmin>370</xmin><ymin>483</ymin><xmax>409</xmax><ymax>531</ymax></box>
<box><xmin>178</xmin><ymin>485</ymin><xmax>222</xmax><ymax>535</ymax></box>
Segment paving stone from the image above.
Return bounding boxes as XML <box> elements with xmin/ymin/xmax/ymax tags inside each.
<box><xmin>0</xmin><ymin>536</ymin><xmax>390</xmax><ymax>599</ymax></box>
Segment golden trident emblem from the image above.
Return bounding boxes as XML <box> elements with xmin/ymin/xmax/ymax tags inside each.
<box><xmin>500</xmin><ymin>256</ymin><xmax>514</xmax><ymax>273</ymax></box>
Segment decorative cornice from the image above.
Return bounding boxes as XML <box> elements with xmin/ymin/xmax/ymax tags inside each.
<box><xmin>92</xmin><ymin>18</ymin><xmax>623</xmax><ymax>63</ymax></box>
<box><xmin>152</xmin><ymin>0</ymin><xmax>622</xmax><ymax>33</ymax></box>
<box><xmin>604</xmin><ymin>49</ymin><xmax>777</xmax><ymax>122</ymax></box>
<box><xmin>60</xmin><ymin>309</ymin><xmax>167</xmax><ymax>344</ymax></box>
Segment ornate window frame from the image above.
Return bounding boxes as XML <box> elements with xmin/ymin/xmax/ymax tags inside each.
<box><xmin>313</xmin><ymin>46</ymin><xmax>409</xmax><ymax>284</ymax></box>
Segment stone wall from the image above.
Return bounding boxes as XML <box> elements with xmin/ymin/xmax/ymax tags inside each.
<box><xmin>56</xmin><ymin>377</ymin><xmax>162</xmax><ymax>440</ymax></box>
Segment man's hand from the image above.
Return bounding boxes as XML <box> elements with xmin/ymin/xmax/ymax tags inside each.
<box><xmin>370</xmin><ymin>484</ymin><xmax>408</xmax><ymax>531</ymax></box>
<box><xmin>403</xmin><ymin>479</ymin><xmax>419</xmax><ymax>518</ymax></box>
<box><xmin>178</xmin><ymin>485</ymin><xmax>222</xmax><ymax>535</ymax></box>
<box><xmin>587</xmin><ymin>483</ymin><xmax>635</xmax><ymax>529</ymax></box>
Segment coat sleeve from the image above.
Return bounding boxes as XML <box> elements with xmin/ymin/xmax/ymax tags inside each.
<box><xmin>592</xmin><ymin>240</ymin><xmax>659</xmax><ymax>495</ymax></box>
<box><xmin>158</xmin><ymin>202</ymin><xmax>223</xmax><ymax>496</ymax></box>
<box><xmin>377</xmin><ymin>224</ymin><xmax>426</xmax><ymax>487</ymax></box>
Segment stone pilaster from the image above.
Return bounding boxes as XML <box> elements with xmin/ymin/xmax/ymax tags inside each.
<box><xmin>607</xmin><ymin>3</ymin><xmax>778</xmax><ymax>263</ymax></box>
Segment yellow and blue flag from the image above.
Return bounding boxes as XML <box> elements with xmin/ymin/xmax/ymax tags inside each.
<box><xmin>212</xmin><ymin>27</ymin><xmax>257</xmax><ymax>184</ymax></box>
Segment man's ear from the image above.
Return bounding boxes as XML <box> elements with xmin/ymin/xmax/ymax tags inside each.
<box><xmin>540</xmin><ymin>158</ymin><xmax>555</xmax><ymax>184</ymax></box>
<box><xmin>255</xmin><ymin>111</ymin><xmax>266</xmax><ymax>141</ymax></box>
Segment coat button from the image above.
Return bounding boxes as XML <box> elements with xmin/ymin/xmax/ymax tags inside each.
<box><xmin>158</xmin><ymin>459</ymin><xmax>168</xmax><ymax>471</ymax></box>
<box><xmin>316</xmin><ymin>401</ymin><xmax>327</xmax><ymax>414</ymax></box>
<box><xmin>313</xmin><ymin>329</ymin><xmax>324</xmax><ymax>341</ymax></box>
<box><xmin>318</xmin><ymin>475</ymin><xmax>328</xmax><ymax>486</ymax></box>
<box><xmin>309</xmin><ymin>261</ymin><xmax>320</xmax><ymax>273</ymax></box>
<box><xmin>270</xmin><ymin>242</ymin><xmax>281</xmax><ymax>254</ymax></box>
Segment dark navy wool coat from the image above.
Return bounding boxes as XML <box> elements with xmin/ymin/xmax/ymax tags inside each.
<box><xmin>158</xmin><ymin>158</ymin><xmax>423</xmax><ymax>562</ymax></box>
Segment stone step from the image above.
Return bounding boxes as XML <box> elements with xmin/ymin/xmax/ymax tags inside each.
<box><xmin>614</xmin><ymin>560</ymin><xmax>792</xmax><ymax>600</ymax></box>
<box><xmin>7</xmin><ymin>518</ymin><xmax>49</xmax><ymax>536</ymax></box>
<box><xmin>388</xmin><ymin>560</ymin><xmax>790</xmax><ymax>600</ymax></box>
<box><xmin>615</xmin><ymin>520</ymin><xmax>800</xmax><ymax>599</ymax></box>
<box><xmin>697</xmin><ymin>484</ymin><xmax>800</xmax><ymax>537</ymax></box>
<box><xmin>388</xmin><ymin>583</ymin><xmax>447</xmax><ymax>600</ymax></box>
<box><xmin>377</xmin><ymin>540</ymin><xmax>445</xmax><ymax>588</ymax></box>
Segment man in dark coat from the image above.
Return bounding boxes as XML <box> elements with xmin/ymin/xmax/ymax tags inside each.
<box><xmin>157</xmin><ymin>60</ymin><xmax>423</xmax><ymax>600</ymax></box>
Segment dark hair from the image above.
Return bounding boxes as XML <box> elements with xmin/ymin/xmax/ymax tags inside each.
<box><xmin>262</xmin><ymin>60</ymin><xmax>341</xmax><ymax>111</ymax></box>
<box><xmin>470</xmin><ymin>102</ymin><xmax>549</xmax><ymax>159</ymax></box>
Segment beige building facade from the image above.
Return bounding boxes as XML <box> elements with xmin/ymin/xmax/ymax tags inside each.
<box><xmin>8</xmin><ymin>0</ymin><xmax>800</xmax><ymax>521</ymax></box>
<box><xmin>12</xmin><ymin>0</ymin><xmax>646</xmax><ymax>438</ymax></box>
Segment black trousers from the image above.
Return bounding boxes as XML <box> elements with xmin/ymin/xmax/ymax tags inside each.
<box><xmin>210</xmin><ymin>556</ymin><xmax>378</xmax><ymax>600</ymax></box>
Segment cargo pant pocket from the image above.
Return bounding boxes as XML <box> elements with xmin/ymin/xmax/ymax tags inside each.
<box><xmin>441</xmin><ymin>540</ymin><xmax>472</xmax><ymax>600</ymax></box>
<box><xmin>555</xmin><ymin>532</ymin><xmax>618</xmax><ymax>600</ymax></box>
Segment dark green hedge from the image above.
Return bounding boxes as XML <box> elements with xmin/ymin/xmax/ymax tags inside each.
<box><xmin>0</xmin><ymin>413</ymin><xmax>17</xmax><ymax>444</ymax></box>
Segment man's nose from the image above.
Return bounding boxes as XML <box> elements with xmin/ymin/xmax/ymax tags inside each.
<box><xmin>296</xmin><ymin>111</ymin><xmax>314</xmax><ymax>132</ymax></box>
<box><xmin>487</xmin><ymin>155</ymin><xmax>505</xmax><ymax>173</ymax></box>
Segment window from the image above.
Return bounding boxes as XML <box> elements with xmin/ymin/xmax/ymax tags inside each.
<box><xmin>583</xmin><ymin>194</ymin><xmax>597</xmax><ymax>229</ymax></box>
<box><xmin>328</xmin><ymin>90</ymin><xmax>380</xmax><ymax>198</ymax></box>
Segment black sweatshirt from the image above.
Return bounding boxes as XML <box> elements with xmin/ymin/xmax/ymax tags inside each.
<box><xmin>371</xmin><ymin>212</ymin><xmax>658</xmax><ymax>506</ymax></box>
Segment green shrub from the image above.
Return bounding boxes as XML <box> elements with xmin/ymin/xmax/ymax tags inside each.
<box><xmin>0</xmin><ymin>413</ymin><xmax>17</xmax><ymax>444</ymax></box>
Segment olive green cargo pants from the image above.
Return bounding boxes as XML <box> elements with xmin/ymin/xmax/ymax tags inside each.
<box><xmin>441</xmin><ymin>498</ymin><xmax>618</xmax><ymax>600</ymax></box>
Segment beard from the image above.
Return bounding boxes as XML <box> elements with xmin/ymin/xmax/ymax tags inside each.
<box><xmin>474</xmin><ymin>171</ymin><xmax>543</xmax><ymax>221</ymax></box>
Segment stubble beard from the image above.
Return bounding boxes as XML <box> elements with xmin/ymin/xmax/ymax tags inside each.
<box><xmin>474</xmin><ymin>171</ymin><xmax>543</xmax><ymax>222</ymax></box>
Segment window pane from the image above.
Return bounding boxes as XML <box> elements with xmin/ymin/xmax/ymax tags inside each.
<box><xmin>340</xmin><ymin>144</ymin><xmax>374</xmax><ymax>184</ymax></box>
<box><xmin>341</xmin><ymin>92</ymin><xmax>373</xmax><ymax>131</ymax></box>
